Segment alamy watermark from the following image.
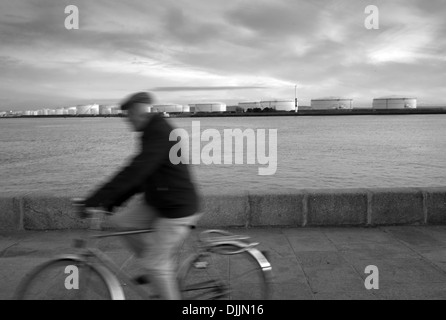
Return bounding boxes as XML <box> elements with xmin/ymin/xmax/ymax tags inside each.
<box><xmin>65</xmin><ymin>5</ymin><xmax>379</xmax><ymax>31</ymax></box>
<box><xmin>364</xmin><ymin>265</ymin><xmax>379</xmax><ymax>290</ymax></box>
<box><xmin>63</xmin><ymin>265</ymin><xmax>380</xmax><ymax>291</ymax></box>
<box><xmin>64</xmin><ymin>5</ymin><xmax>79</xmax><ymax>30</ymax></box>
<box><xmin>64</xmin><ymin>265</ymin><xmax>79</xmax><ymax>290</ymax></box>
<box><xmin>364</xmin><ymin>5</ymin><xmax>379</xmax><ymax>30</ymax></box>
<box><xmin>169</xmin><ymin>121</ymin><xmax>277</xmax><ymax>176</ymax></box>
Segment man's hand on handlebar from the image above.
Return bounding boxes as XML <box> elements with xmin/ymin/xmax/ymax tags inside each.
<box><xmin>71</xmin><ymin>198</ymin><xmax>113</xmax><ymax>219</ymax></box>
<box><xmin>72</xmin><ymin>198</ymin><xmax>90</xmax><ymax>219</ymax></box>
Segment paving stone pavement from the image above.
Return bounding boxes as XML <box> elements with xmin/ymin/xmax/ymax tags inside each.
<box><xmin>1</xmin><ymin>226</ymin><xmax>446</xmax><ymax>300</ymax></box>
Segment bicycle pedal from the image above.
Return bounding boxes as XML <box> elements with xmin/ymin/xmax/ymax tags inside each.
<box><xmin>133</xmin><ymin>275</ymin><xmax>151</xmax><ymax>285</ymax></box>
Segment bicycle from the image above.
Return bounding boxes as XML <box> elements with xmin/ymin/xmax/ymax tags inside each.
<box><xmin>14</xmin><ymin>200</ymin><xmax>272</xmax><ymax>300</ymax></box>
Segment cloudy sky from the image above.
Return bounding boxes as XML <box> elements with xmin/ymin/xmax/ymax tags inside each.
<box><xmin>0</xmin><ymin>0</ymin><xmax>445</xmax><ymax>110</ymax></box>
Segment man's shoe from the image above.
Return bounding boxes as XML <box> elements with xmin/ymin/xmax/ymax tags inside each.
<box><xmin>133</xmin><ymin>275</ymin><xmax>151</xmax><ymax>285</ymax></box>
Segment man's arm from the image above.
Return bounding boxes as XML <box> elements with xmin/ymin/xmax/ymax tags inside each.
<box><xmin>84</xmin><ymin>122</ymin><xmax>170</xmax><ymax>209</ymax></box>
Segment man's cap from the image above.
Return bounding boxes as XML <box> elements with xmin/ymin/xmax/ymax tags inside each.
<box><xmin>120</xmin><ymin>92</ymin><xmax>154</xmax><ymax>110</ymax></box>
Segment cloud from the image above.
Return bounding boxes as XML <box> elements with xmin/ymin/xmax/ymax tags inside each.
<box><xmin>150</xmin><ymin>86</ymin><xmax>269</xmax><ymax>92</ymax></box>
<box><xmin>162</xmin><ymin>7</ymin><xmax>224</xmax><ymax>45</ymax></box>
<box><xmin>364</xmin><ymin>2</ymin><xmax>445</xmax><ymax>64</ymax></box>
<box><xmin>0</xmin><ymin>0</ymin><xmax>445</xmax><ymax>109</ymax></box>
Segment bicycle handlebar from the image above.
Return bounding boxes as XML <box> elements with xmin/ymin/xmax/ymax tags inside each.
<box><xmin>71</xmin><ymin>198</ymin><xmax>113</xmax><ymax>219</ymax></box>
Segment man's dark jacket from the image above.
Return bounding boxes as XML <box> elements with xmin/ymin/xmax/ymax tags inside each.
<box><xmin>85</xmin><ymin>114</ymin><xmax>199</xmax><ymax>218</ymax></box>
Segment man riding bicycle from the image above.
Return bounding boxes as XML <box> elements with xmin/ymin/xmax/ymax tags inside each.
<box><xmin>81</xmin><ymin>91</ymin><xmax>200</xmax><ymax>300</ymax></box>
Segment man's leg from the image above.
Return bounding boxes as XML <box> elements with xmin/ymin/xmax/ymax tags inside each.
<box><xmin>109</xmin><ymin>198</ymin><xmax>157</xmax><ymax>257</ymax></box>
<box><xmin>144</xmin><ymin>214</ymin><xmax>199</xmax><ymax>300</ymax></box>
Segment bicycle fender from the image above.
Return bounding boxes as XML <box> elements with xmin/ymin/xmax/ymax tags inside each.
<box><xmin>246</xmin><ymin>248</ymin><xmax>272</xmax><ymax>272</ymax></box>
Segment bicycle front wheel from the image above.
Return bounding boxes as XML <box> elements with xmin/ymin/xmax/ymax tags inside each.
<box><xmin>15</xmin><ymin>257</ymin><xmax>113</xmax><ymax>300</ymax></box>
<box><xmin>180</xmin><ymin>245</ymin><xmax>271</xmax><ymax>300</ymax></box>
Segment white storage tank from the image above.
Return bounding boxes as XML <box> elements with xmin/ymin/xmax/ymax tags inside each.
<box><xmin>55</xmin><ymin>108</ymin><xmax>64</xmax><ymax>115</ymax></box>
<box><xmin>151</xmin><ymin>104</ymin><xmax>186</xmax><ymax>113</ymax></box>
<box><xmin>90</xmin><ymin>104</ymin><xmax>99</xmax><ymax>115</ymax></box>
<box><xmin>260</xmin><ymin>100</ymin><xmax>295</xmax><ymax>111</ymax></box>
<box><xmin>311</xmin><ymin>97</ymin><xmax>353</xmax><ymax>110</ymax></box>
<box><xmin>111</xmin><ymin>106</ymin><xmax>123</xmax><ymax>115</ymax></box>
<box><xmin>238</xmin><ymin>101</ymin><xmax>261</xmax><ymax>110</ymax></box>
<box><xmin>67</xmin><ymin>107</ymin><xmax>77</xmax><ymax>115</ymax></box>
<box><xmin>372</xmin><ymin>96</ymin><xmax>417</xmax><ymax>109</ymax></box>
<box><xmin>226</xmin><ymin>105</ymin><xmax>243</xmax><ymax>113</ymax></box>
<box><xmin>76</xmin><ymin>105</ymin><xmax>92</xmax><ymax>115</ymax></box>
<box><xmin>189</xmin><ymin>103</ymin><xmax>226</xmax><ymax>112</ymax></box>
<box><xmin>99</xmin><ymin>105</ymin><xmax>112</xmax><ymax>115</ymax></box>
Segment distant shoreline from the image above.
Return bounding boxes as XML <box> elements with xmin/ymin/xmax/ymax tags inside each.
<box><xmin>2</xmin><ymin>107</ymin><xmax>446</xmax><ymax>119</ymax></box>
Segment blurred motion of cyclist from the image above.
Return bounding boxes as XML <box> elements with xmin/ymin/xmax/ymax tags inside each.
<box><xmin>82</xmin><ymin>91</ymin><xmax>200</xmax><ymax>300</ymax></box>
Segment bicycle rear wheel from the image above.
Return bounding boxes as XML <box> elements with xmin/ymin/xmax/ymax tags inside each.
<box><xmin>15</xmin><ymin>258</ymin><xmax>112</xmax><ymax>300</ymax></box>
<box><xmin>179</xmin><ymin>245</ymin><xmax>271</xmax><ymax>300</ymax></box>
